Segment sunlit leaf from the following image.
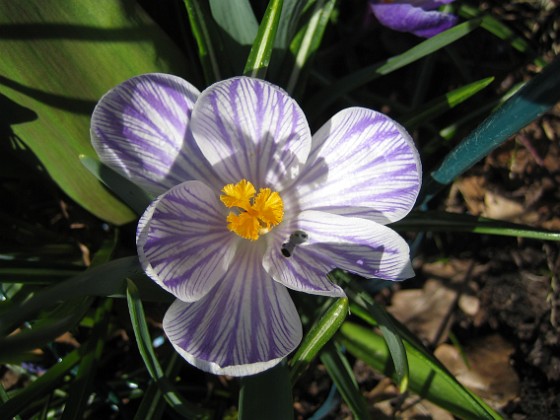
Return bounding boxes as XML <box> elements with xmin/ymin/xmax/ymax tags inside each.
<box><xmin>0</xmin><ymin>0</ymin><xmax>189</xmax><ymax>224</ymax></box>
<box><xmin>422</xmin><ymin>58</ymin><xmax>560</xmax><ymax>204</ymax></box>
<box><xmin>339</xmin><ymin>322</ymin><xmax>500</xmax><ymax>419</ymax></box>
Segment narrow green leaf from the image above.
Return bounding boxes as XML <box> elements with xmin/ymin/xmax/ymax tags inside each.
<box><xmin>61</xmin><ymin>298</ymin><xmax>113</xmax><ymax>420</ymax></box>
<box><xmin>0</xmin><ymin>0</ymin><xmax>189</xmax><ymax>224</ymax></box>
<box><xmin>320</xmin><ymin>342</ymin><xmax>370</xmax><ymax>419</ymax></box>
<box><xmin>286</xmin><ymin>0</ymin><xmax>337</xmax><ymax>94</ymax></box>
<box><xmin>394</xmin><ymin>210</ymin><xmax>560</xmax><ymax>241</ymax></box>
<box><xmin>0</xmin><ymin>257</ymin><xmax>171</xmax><ymax>336</ymax></box>
<box><xmin>239</xmin><ymin>363</ymin><xmax>293</xmax><ymax>420</ymax></box>
<box><xmin>459</xmin><ymin>4</ymin><xmax>544</xmax><ymax>65</ymax></box>
<box><xmin>209</xmin><ymin>0</ymin><xmax>258</xmax><ymax>74</ymax></box>
<box><xmin>402</xmin><ymin>77</ymin><xmax>495</xmax><ymax>129</ymax></box>
<box><xmin>339</xmin><ymin>322</ymin><xmax>500</xmax><ymax>419</ymax></box>
<box><xmin>126</xmin><ymin>279</ymin><xmax>208</xmax><ymax>419</ymax></box>
<box><xmin>80</xmin><ymin>155</ymin><xmax>152</xmax><ymax>216</ymax></box>
<box><xmin>0</xmin><ymin>268</ymin><xmax>81</xmax><ymax>284</ymax></box>
<box><xmin>422</xmin><ymin>58</ymin><xmax>560</xmax><ymax>204</ymax></box>
<box><xmin>331</xmin><ymin>271</ymin><xmax>409</xmax><ymax>392</ymax></box>
<box><xmin>289</xmin><ymin>297</ymin><xmax>348</xmax><ymax>383</ymax></box>
<box><xmin>0</xmin><ymin>296</ymin><xmax>92</xmax><ymax>361</ymax></box>
<box><xmin>134</xmin><ymin>352</ymin><xmax>184</xmax><ymax>420</ymax></box>
<box><xmin>243</xmin><ymin>0</ymin><xmax>284</xmax><ymax>78</ymax></box>
<box><xmin>305</xmin><ymin>19</ymin><xmax>481</xmax><ymax>119</ymax></box>
<box><xmin>183</xmin><ymin>0</ymin><xmax>221</xmax><ymax>83</ymax></box>
<box><xmin>0</xmin><ymin>348</ymin><xmax>81</xmax><ymax>419</ymax></box>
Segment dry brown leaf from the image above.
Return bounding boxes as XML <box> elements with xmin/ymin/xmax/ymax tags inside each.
<box><xmin>435</xmin><ymin>335</ymin><xmax>519</xmax><ymax>408</ymax></box>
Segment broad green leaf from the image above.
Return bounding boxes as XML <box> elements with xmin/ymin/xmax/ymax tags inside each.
<box><xmin>402</xmin><ymin>77</ymin><xmax>495</xmax><ymax>129</ymax></box>
<box><xmin>305</xmin><ymin>19</ymin><xmax>481</xmax><ymax>120</ymax></box>
<box><xmin>289</xmin><ymin>297</ymin><xmax>348</xmax><ymax>383</ymax></box>
<box><xmin>0</xmin><ymin>0</ymin><xmax>189</xmax><ymax>224</ymax></box>
<box><xmin>286</xmin><ymin>0</ymin><xmax>337</xmax><ymax>95</ymax></box>
<box><xmin>126</xmin><ymin>279</ymin><xmax>208</xmax><ymax>419</ymax></box>
<box><xmin>339</xmin><ymin>322</ymin><xmax>500</xmax><ymax>419</ymax></box>
<box><xmin>422</xmin><ymin>58</ymin><xmax>560</xmax><ymax>204</ymax></box>
<box><xmin>183</xmin><ymin>0</ymin><xmax>222</xmax><ymax>83</ymax></box>
<box><xmin>394</xmin><ymin>210</ymin><xmax>560</xmax><ymax>241</ymax></box>
<box><xmin>320</xmin><ymin>342</ymin><xmax>370</xmax><ymax>419</ymax></box>
<box><xmin>80</xmin><ymin>155</ymin><xmax>153</xmax><ymax>216</ymax></box>
<box><xmin>0</xmin><ymin>348</ymin><xmax>81</xmax><ymax>419</ymax></box>
<box><xmin>244</xmin><ymin>0</ymin><xmax>284</xmax><ymax>78</ymax></box>
<box><xmin>239</xmin><ymin>364</ymin><xmax>293</xmax><ymax>420</ymax></box>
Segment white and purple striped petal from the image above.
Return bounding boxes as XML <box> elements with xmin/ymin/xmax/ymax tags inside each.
<box><xmin>370</xmin><ymin>2</ymin><xmax>457</xmax><ymax>38</ymax></box>
<box><xmin>190</xmin><ymin>77</ymin><xmax>312</xmax><ymax>190</ymax></box>
<box><xmin>264</xmin><ymin>211</ymin><xmax>414</xmax><ymax>294</ymax></box>
<box><xmin>163</xmin><ymin>243</ymin><xmax>302</xmax><ymax>376</ymax></box>
<box><xmin>291</xmin><ymin>108</ymin><xmax>421</xmax><ymax>225</ymax></box>
<box><xmin>91</xmin><ymin>73</ymin><xmax>219</xmax><ymax>196</ymax></box>
<box><xmin>137</xmin><ymin>180</ymin><xmax>238</xmax><ymax>302</ymax></box>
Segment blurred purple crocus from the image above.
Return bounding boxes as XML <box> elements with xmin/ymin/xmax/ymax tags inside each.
<box><xmin>91</xmin><ymin>74</ymin><xmax>421</xmax><ymax>376</ymax></box>
<box><xmin>370</xmin><ymin>0</ymin><xmax>458</xmax><ymax>38</ymax></box>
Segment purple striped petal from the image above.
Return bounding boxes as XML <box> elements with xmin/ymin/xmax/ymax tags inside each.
<box><xmin>292</xmin><ymin>108</ymin><xmax>421</xmax><ymax>225</ymax></box>
<box><xmin>264</xmin><ymin>211</ymin><xmax>414</xmax><ymax>292</ymax></box>
<box><xmin>137</xmin><ymin>180</ymin><xmax>238</xmax><ymax>302</ymax></box>
<box><xmin>370</xmin><ymin>3</ymin><xmax>457</xmax><ymax>38</ymax></box>
<box><xmin>190</xmin><ymin>77</ymin><xmax>311</xmax><ymax>190</ymax></box>
<box><xmin>163</xmin><ymin>243</ymin><xmax>302</xmax><ymax>376</ymax></box>
<box><xmin>91</xmin><ymin>73</ymin><xmax>219</xmax><ymax>196</ymax></box>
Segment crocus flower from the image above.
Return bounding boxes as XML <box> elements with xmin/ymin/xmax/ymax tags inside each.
<box><xmin>91</xmin><ymin>74</ymin><xmax>421</xmax><ymax>376</ymax></box>
<box><xmin>369</xmin><ymin>0</ymin><xmax>458</xmax><ymax>38</ymax></box>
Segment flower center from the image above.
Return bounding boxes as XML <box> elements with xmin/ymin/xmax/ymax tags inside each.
<box><xmin>220</xmin><ymin>179</ymin><xmax>284</xmax><ymax>241</ymax></box>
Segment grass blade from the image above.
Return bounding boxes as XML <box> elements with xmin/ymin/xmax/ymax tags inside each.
<box><xmin>394</xmin><ymin>210</ymin><xmax>560</xmax><ymax>241</ymax></box>
<box><xmin>126</xmin><ymin>279</ymin><xmax>208</xmax><ymax>419</ymax></box>
<box><xmin>244</xmin><ymin>0</ymin><xmax>284</xmax><ymax>78</ymax></box>
<box><xmin>320</xmin><ymin>342</ymin><xmax>370</xmax><ymax>419</ymax></box>
<box><xmin>305</xmin><ymin>19</ymin><xmax>481</xmax><ymax>120</ymax></box>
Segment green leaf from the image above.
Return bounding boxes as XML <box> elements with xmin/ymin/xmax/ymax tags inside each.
<box><xmin>134</xmin><ymin>352</ymin><xmax>184</xmax><ymax>420</ymax></box>
<box><xmin>422</xmin><ymin>58</ymin><xmax>560</xmax><ymax>204</ymax></box>
<box><xmin>305</xmin><ymin>19</ymin><xmax>482</xmax><ymax>120</ymax></box>
<box><xmin>0</xmin><ymin>0</ymin><xmax>190</xmax><ymax>224</ymax></box>
<box><xmin>126</xmin><ymin>279</ymin><xmax>208</xmax><ymax>419</ymax></box>
<box><xmin>402</xmin><ymin>77</ymin><xmax>495</xmax><ymax>129</ymax></box>
<box><xmin>0</xmin><ymin>257</ymin><xmax>171</xmax><ymax>336</ymax></box>
<box><xmin>209</xmin><ymin>0</ymin><xmax>258</xmax><ymax>74</ymax></box>
<box><xmin>0</xmin><ymin>348</ymin><xmax>81</xmax><ymax>419</ymax></box>
<box><xmin>239</xmin><ymin>364</ymin><xmax>293</xmax><ymax>420</ymax></box>
<box><xmin>320</xmin><ymin>342</ymin><xmax>370</xmax><ymax>419</ymax></box>
<box><xmin>459</xmin><ymin>4</ymin><xmax>544</xmax><ymax>65</ymax></box>
<box><xmin>0</xmin><ymin>296</ymin><xmax>92</xmax><ymax>361</ymax></box>
<box><xmin>331</xmin><ymin>271</ymin><xmax>409</xmax><ymax>392</ymax></box>
<box><xmin>243</xmin><ymin>0</ymin><xmax>284</xmax><ymax>78</ymax></box>
<box><xmin>394</xmin><ymin>210</ymin><xmax>560</xmax><ymax>241</ymax></box>
<box><xmin>183</xmin><ymin>0</ymin><xmax>222</xmax><ymax>83</ymax></box>
<box><xmin>339</xmin><ymin>322</ymin><xmax>501</xmax><ymax>419</ymax></box>
<box><xmin>60</xmin><ymin>298</ymin><xmax>113</xmax><ymax>420</ymax></box>
<box><xmin>289</xmin><ymin>297</ymin><xmax>348</xmax><ymax>383</ymax></box>
<box><xmin>80</xmin><ymin>155</ymin><xmax>153</xmax><ymax>216</ymax></box>
<box><xmin>285</xmin><ymin>0</ymin><xmax>337</xmax><ymax>95</ymax></box>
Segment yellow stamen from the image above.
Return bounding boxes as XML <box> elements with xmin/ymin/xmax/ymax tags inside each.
<box><xmin>220</xmin><ymin>179</ymin><xmax>284</xmax><ymax>240</ymax></box>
